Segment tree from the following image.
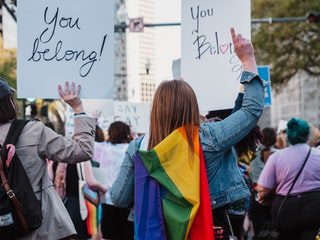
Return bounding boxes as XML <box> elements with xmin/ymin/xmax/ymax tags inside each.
<box><xmin>0</xmin><ymin>35</ymin><xmax>16</xmax><ymax>89</ymax></box>
<box><xmin>252</xmin><ymin>0</ymin><xmax>320</xmax><ymax>86</ymax></box>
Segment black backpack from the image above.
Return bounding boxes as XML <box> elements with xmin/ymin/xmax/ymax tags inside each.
<box><xmin>0</xmin><ymin>119</ymin><xmax>43</xmax><ymax>238</ymax></box>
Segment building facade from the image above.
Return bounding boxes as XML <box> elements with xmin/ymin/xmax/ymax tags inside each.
<box><xmin>268</xmin><ymin>71</ymin><xmax>320</xmax><ymax>128</ymax></box>
<box><xmin>0</xmin><ymin>1</ymin><xmax>17</xmax><ymax>49</ymax></box>
<box><xmin>126</xmin><ymin>0</ymin><xmax>156</xmax><ymax>103</ymax></box>
<box><xmin>114</xmin><ymin>0</ymin><xmax>129</xmax><ymax>101</ymax></box>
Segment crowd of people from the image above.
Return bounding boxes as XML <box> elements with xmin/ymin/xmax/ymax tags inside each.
<box><xmin>0</xmin><ymin>28</ymin><xmax>319</xmax><ymax>240</ymax></box>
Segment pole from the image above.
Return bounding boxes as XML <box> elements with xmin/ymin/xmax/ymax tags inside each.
<box><xmin>115</xmin><ymin>16</ymin><xmax>309</xmax><ymax>31</ymax></box>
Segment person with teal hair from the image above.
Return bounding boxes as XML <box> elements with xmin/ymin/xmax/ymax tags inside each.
<box><xmin>286</xmin><ymin>118</ymin><xmax>310</xmax><ymax>145</ymax></box>
<box><xmin>256</xmin><ymin>117</ymin><xmax>320</xmax><ymax>240</ymax></box>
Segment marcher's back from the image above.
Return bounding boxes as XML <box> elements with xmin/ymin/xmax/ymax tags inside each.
<box><xmin>110</xmin><ymin>29</ymin><xmax>265</xmax><ymax>240</ymax></box>
<box><xmin>94</xmin><ymin>142</ymin><xmax>128</xmax><ymax>186</ymax></box>
<box><xmin>262</xmin><ymin>144</ymin><xmax>320</xmax><ymax>196</ymax></box>
<box><xmin>0</xmin><ymin>122</ymin><xmax>75</xmax><ymax>239</ymax></box>
<box><xmin>0</xmin><ymin>79</ymin><xmax>95</xmax><ymax>239</ymax></box>
<box><xmin>258</xmin><ymin>118</ymin><xmax>320</xmax><ymax>240</ymax></box>
<box><xmin>97</xmin><ymin>121</ymin><xmax>134</xmax><ymax>240</ymax></box>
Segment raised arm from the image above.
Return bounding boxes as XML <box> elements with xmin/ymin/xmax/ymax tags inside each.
<box><xmin>231</xmin><ymin>85</ymin><xmax>244</xmax><ymax>114</ymax></box>
<box><xmin>38</xmin><ymin>82</ymin><xmax>96</xmax><ymax>163</ymax></box>
<box><xmin>200</xmin><ymin>28</ymin><xmax>264</xmax><ymax>152</ymax></box>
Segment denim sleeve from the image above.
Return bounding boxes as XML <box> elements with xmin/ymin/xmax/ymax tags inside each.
<box><xmin>231</xmin><ymin>93</ymin><xmax>244</xmax><ymax>114</ymax></box>
<box><xmin>109</xmin><ymin>138</ymin><xmax>140</xmax><ymax>208</ymax></box>
<box><xmin>200</xmin><ymin>71</ymin><xmax>264</xmax><ymax>152</ymax></box>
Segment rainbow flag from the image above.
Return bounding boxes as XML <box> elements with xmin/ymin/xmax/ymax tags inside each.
<box><xmin>135</xmin><ymin>127</ymin><xmax>214</xmax><ymax>240</ymax></box>
<box><xmin>85</xmin><ymin>200</ymin><xmax>102</xmax><ymax>236</ymax></box>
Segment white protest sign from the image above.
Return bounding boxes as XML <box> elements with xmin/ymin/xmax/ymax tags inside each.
<box><xmin>65</xmin><ymin>101</ymin><xmax>150</xmax><ymax>135</ymax></box>
<box><xmin>181</xmin><ymin>0</ymin><xmax>251</xmax><ymax>111</ymax></box>
<box><xmin>82</xmin><ymin>99</ymin><xmax>114</xmax><ymax>119</ymax></box>
<box><xmin>17</xmin><ymin>0</ymin><xmax>114</xmax><ymax>99</ymax></box>
<box><xmin>113</xmin><ymin>102</ymin><xmax>150</xmax><ymax>134</ymax></box>
<box><xmin>65</xmin><ymin>99</ymin><xmax>114</xmax><ymax>136</ymax></box>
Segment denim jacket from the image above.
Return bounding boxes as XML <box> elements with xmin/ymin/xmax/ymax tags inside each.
<box><xmin>110</xmin><ymin>71</ymin><xmax>264</xmax><ymax>212</ymax></box>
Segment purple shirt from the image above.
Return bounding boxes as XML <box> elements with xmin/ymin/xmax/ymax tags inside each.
<box><xmin>258</xmin><ymin>143</ymin><xmax>320</xmax><ymax>196</ymax></box>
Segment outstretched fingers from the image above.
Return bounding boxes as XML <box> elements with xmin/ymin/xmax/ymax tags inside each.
<box><xmin>58</xmin><ymin>84</ymin><xmax>64</xmax><ymax>98</ymax></box>
<box><xmin>65</xmin><ymin>81</ymin><xmax>70</xmax><ymax>95</ymax></box>
<box><xmin>58</xmin><ymin>81</ymin><xmax>81</xmax><ymax>98</ymax></box>
<box><xmin>76</xmin><ymin>84</ymin><xmax>81</xmax><ymax>97</ymax></box>
<box><xmin>70</xmin><ymin>82</ymin><xmax>76</xmax><ymax>95</ymax></box>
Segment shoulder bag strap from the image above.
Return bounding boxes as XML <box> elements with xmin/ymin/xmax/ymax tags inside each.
<box><xmin>0</xmin><ymin>119</ymin><xmax>30</xmax><ymax>232</ymax></box>
<box><xmin>77</xmin><ymin>162</ymin><xmax>85</xmax><ymax>181</ymax></box>
<box><xmin>276</xmin><ymin>147</ymin><xmax>312</xmax><ymax>225</ymax></box>
<box><xmin>286</xmin><ymin>147</ymin><xmax>312</xmax><ymax>196</ymax></box>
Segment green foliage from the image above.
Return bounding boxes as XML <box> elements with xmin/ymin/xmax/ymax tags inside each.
<box><xmin>252</xmin><ymin>0</ymin><xmax>320</xmax><ymax>86</ymax></box>
<box><xmin>0</xmin><ymin>57</ymin><xmax>16</xmax><ymax>89</ymax></box>
<box><xmin>0</xmin><ymin>36</ymin><xmax>17</xmax><ymax>89</ymax></box>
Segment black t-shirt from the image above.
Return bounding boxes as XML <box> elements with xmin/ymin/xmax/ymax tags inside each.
<box><xmin>52</xmin><ymin>163</ymin><xmax>79</xmax><ymax>197</ymax></box>
<box><xmin>65</xmin><ymin>164</ymin><xmax>80</xmax><ymax>197</ymax></box>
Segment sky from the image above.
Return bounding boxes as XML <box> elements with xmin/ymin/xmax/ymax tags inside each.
<box><xmin>154</xmin><ymin>0</ymin><xmax>181</xmax><ymax>85</ymax></box>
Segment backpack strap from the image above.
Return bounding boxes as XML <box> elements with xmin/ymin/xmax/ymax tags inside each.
<box><xmin>1</xmin><ymin>119</ymin><xmax>29</xmax><ymax>161</ymax></box>
<box><xmin>0</xmin><ymin>119</ymin><xmax>30</xmax><ymax>233</ymax></box>
<box><xmin>3</xmin><ymin>119</ymin><xmax>29</xmax><ymax>146</ymax></box>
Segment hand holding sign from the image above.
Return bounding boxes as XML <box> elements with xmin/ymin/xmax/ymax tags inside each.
<box><xmin>58</xmin><ymin>81</ymin><xmax>84</xmax><ymax>114</ymax></box>
<box><xmin>231</xmin><ymin>28</ymin><xmax>257</xmax><ymax>74</ymax></box>
<box><xmin>182</xmin><ymin>0</ymin><xmax>251</xmax><ymax>110</ymax></box>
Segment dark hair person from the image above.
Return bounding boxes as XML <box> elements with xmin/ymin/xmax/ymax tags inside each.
<box><xmin>93</xmin><ymin>121</ymin><xmax>133</xmax><ymax>239</ymax></box>
<box><xmin>0</xmin><ymin>79</ymin><xmax>95</xmax><ymax>239</ymax></box>
<box><xmin>260</xmin><ymin>127</ymin><xmax>277</xmax><ymax>149</ymax></box>
<box><xmin>95</xmin><ymin>124</ymin><xmax>105</xmax><ymax>142</ymax></box>
<box><xmin>108</xmin><ymin>121</ymin><xmax>132</xmax><ymax>144</ymax></box>
<box><xmin>109</xmin><ymin>29</ymin><xmax>265</xmax><ymax>239</ymax></box>
<box><xmin>249</xmin><ymin>127</ymin><xmax>277</xmax><ymax>236</ymax></box>
<box><xmin>257</xmin><ymin>118</ymin><xmax>320</xmax><ymax>240</ymax></box>
<box><xmin>226</xmin><ymin>87</ymin><xmax>263</xmax><ymax>239</ymax></box>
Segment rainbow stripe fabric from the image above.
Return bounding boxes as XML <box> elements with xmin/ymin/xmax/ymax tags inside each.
<box><xmin>134</xmin><ymin>127</ymin><xmax>214</xmax><ymax>240</ymax></box>
<box><xmin>85</xmin><ymin>200</ymin><xmax>102</xmax><ymax>236</ymax></box>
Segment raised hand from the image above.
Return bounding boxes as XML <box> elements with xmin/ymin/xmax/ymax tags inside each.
<box><xmin>58</xmin><ymin>81</ymin><xmax>84</xmax><ymax>113</ymax></box>
<box><xmin>231</xmin><ymin>28</ymin><xmax>258</xmax><ymax>74</ymax></box>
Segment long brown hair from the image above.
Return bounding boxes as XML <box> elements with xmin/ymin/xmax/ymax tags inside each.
<box><xmin>148</xmin><ymin>79</ymin><xmax>200</xmax><ymax>150</ymax></box>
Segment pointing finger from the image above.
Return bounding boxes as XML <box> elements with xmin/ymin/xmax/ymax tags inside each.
<box><xmin>231</xmin><ymin>28</ymin><xmax>237</xmax><ymax>43</ymax></box>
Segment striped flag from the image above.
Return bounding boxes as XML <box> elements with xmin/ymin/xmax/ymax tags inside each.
<box><xmin>85</xmin><ymin>200</ymin><xmax>102</xmax><ymax>236</ymax></box>
<box><xmin>135</xmin><ymin>127</ymin><xmax>214</xmax><ymax>240</ymax></box>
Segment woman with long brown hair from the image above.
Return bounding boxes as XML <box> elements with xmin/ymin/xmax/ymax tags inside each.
<box><xmin>109</xmin><ymin>28</ymin><xmax>265</xmax><ymax>240</ymax></box>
